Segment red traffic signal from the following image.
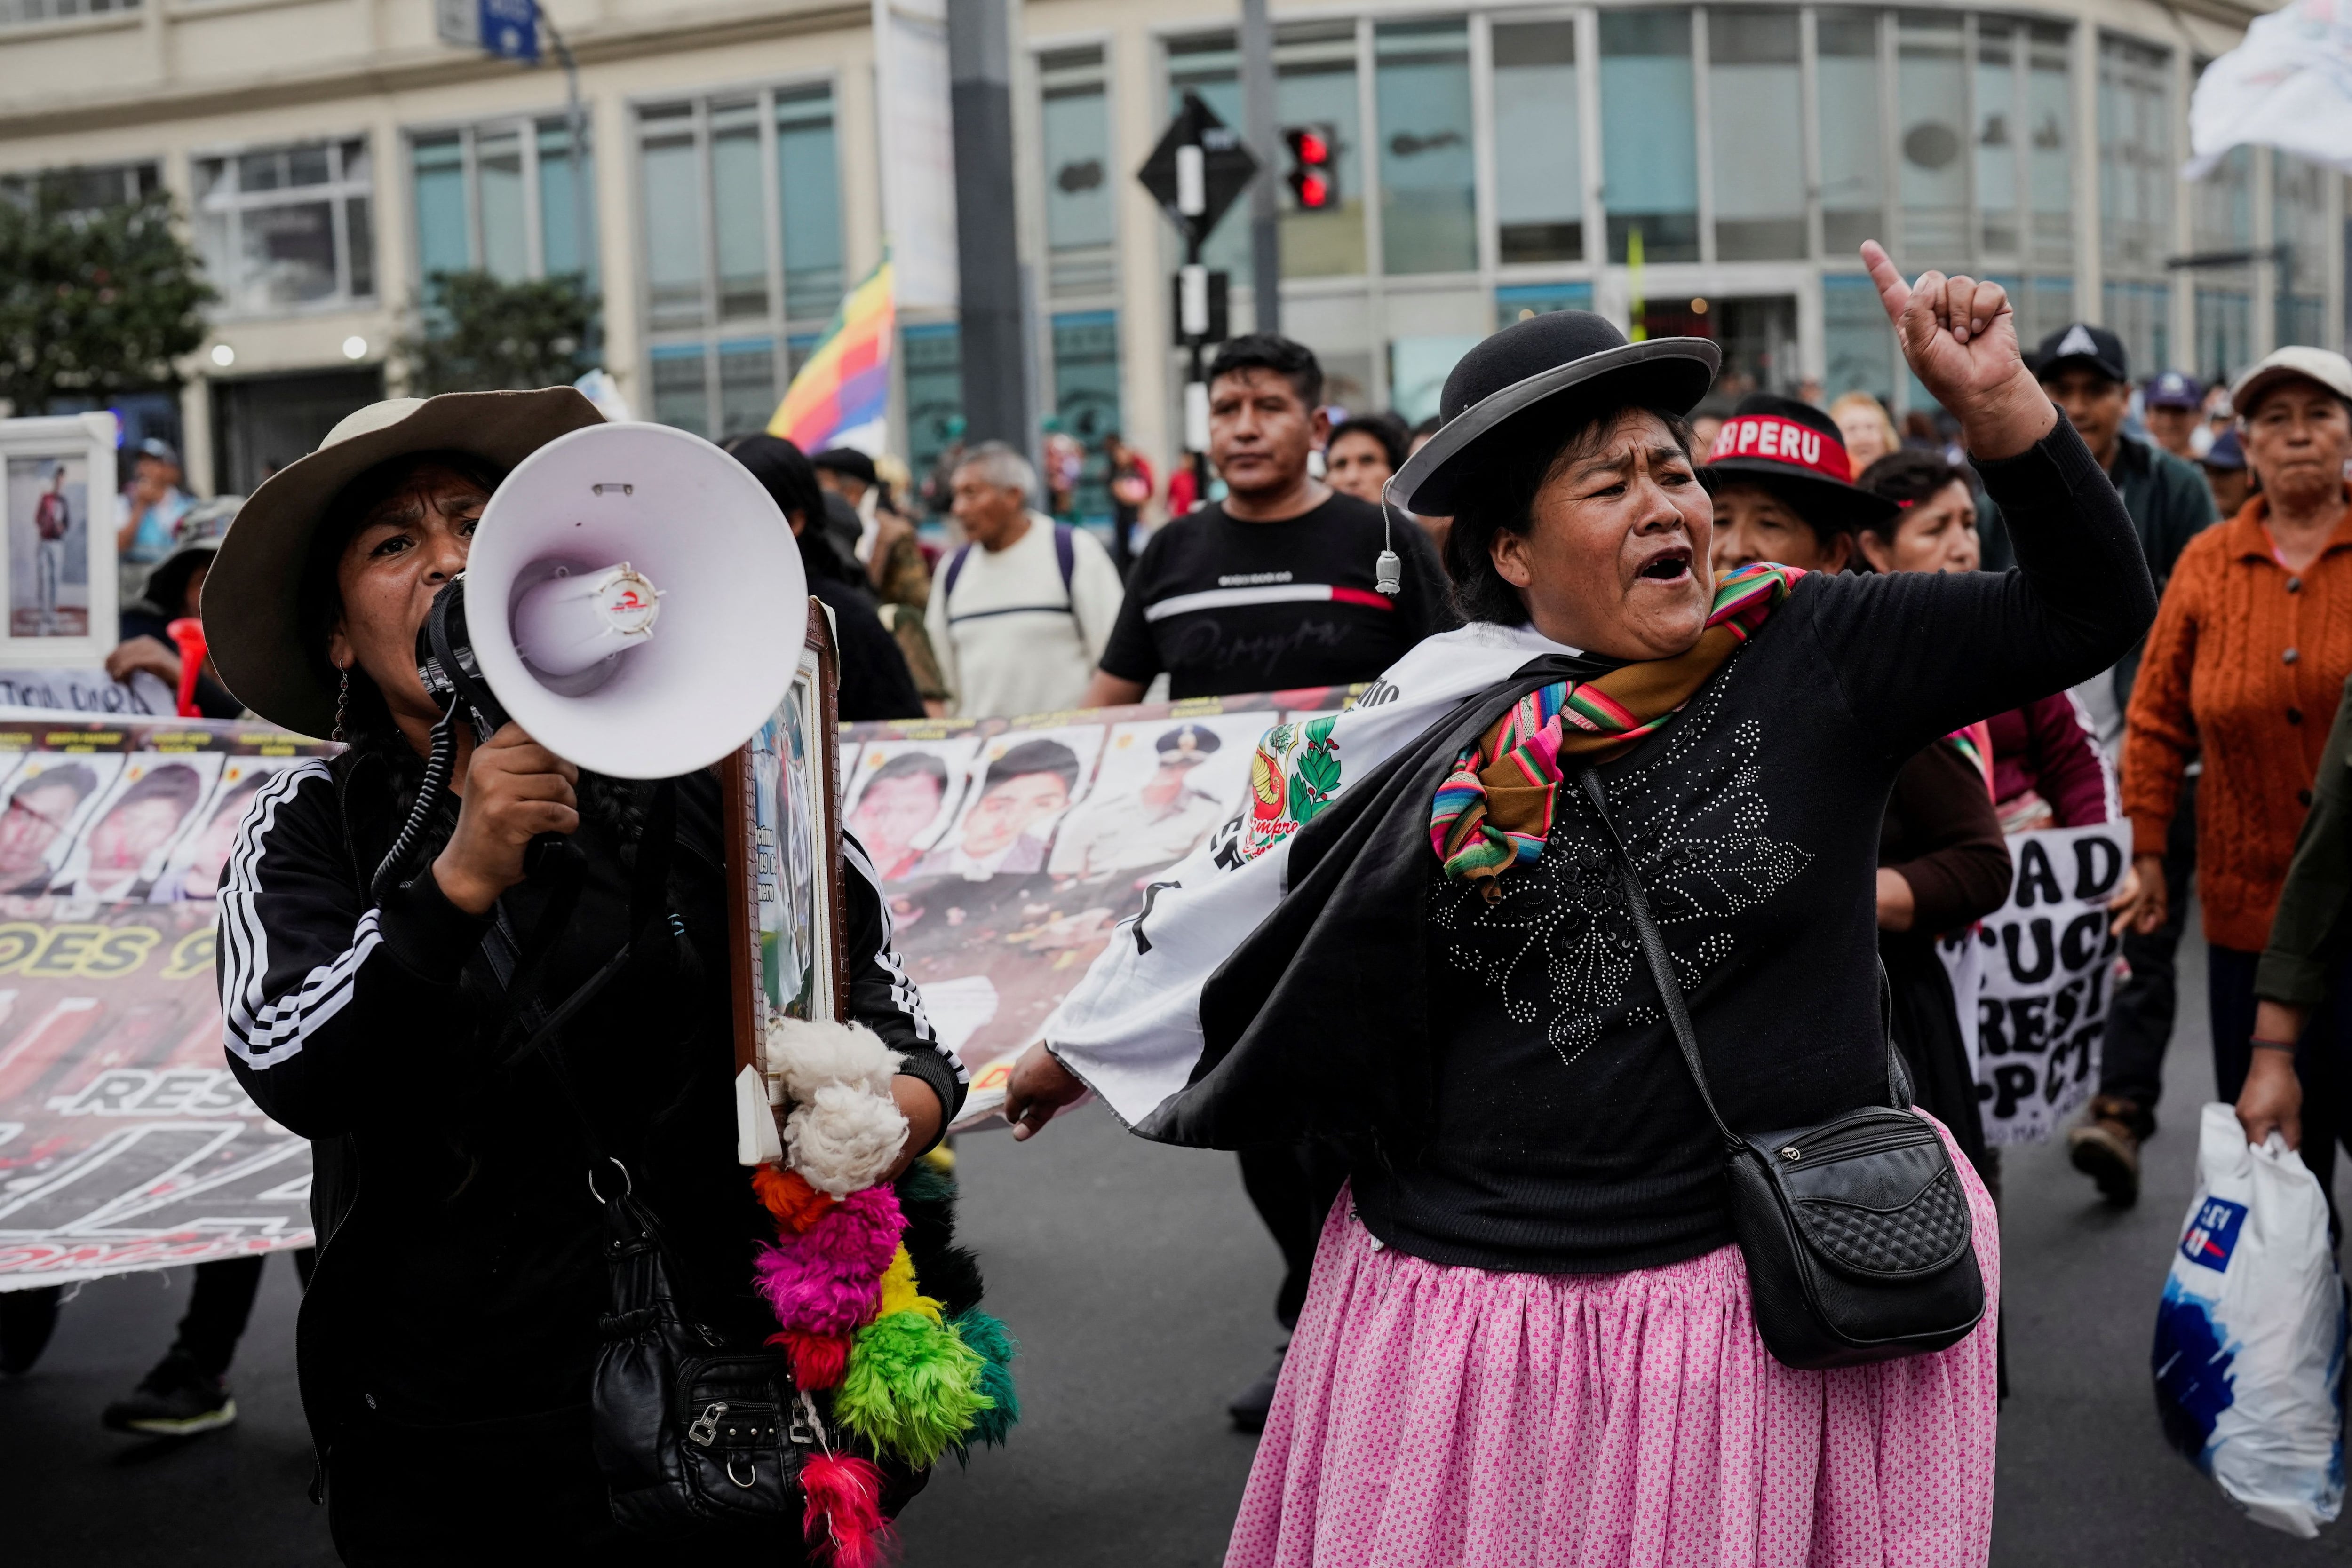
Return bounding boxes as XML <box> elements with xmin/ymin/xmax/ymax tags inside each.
<box><xmin>1284</xmin><ymin>125</ymin><xmax>1338</xmax><ymax>211</ymax></box>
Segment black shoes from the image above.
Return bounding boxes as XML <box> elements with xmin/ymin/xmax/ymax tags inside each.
<box><xmin>102</xmin><ymin>1351</ymin><xmax>238</xmax><ymax>1437</ymax></box>
<box><xmin>1228</xmin><ymin>1344</ymin><xmax>1287</xmax><ymax>1433</ymax></box>
<box><xmin>0</xmin><ymin>1285</ymin><xmax>61</xmax><ymax>1376</ymax></box>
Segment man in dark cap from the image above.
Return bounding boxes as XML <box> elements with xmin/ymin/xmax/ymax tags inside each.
<box><xmin>2200</xmin><ymin>427</ymin><xmax>2254</xmax><ymax>518</ymax></box>
<box><xmin>2142</xmin><ymin>369</ymin><xmax>2205</xmax><ymax>460</ymax></box>
<box><xmin>1050</xmin><ymin>722</ymin><xmax>1231</xmax><ymax>878</ymax></box>
<box><xmin>807</xmin><ymin>446</ymin><xmax>877</xmax><ymax>571</ymax></box>
<box><xmin>1986</xmin><ymin>324</ymin><xmax>2217</xmax><ymax>1206</ymax></box>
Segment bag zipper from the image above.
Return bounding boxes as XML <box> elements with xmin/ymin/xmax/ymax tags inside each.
<box><xmin>1773</xmin><ymin>1119</ymin><xmax>1935</xmax><ymax>1165</ymax></box>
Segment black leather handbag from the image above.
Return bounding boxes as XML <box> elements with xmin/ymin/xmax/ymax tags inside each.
<box><xmin>588</xmin><ymin>1159</ymin><xmax>819</xmax><ymax>1533</ymax></box>
<box><xmin>1577</xmin><ymin>770</ymin><xmax>1986</xmax><ymax>1370</ymax></box>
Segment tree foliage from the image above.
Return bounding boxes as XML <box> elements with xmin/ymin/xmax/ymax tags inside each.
<box><xmin>396</xmin><ymin>270</ymin><xmax>599</xmax><ymax>396</ymax></box>
<box><xmin>0</xmin><ymin>187</ymin><xmax>212</xmax><ymax>415</ymax></box>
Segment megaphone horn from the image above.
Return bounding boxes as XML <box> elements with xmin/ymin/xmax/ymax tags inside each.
<box><xmin>412</xmin><ymin>422</ymin><xmax>806</xmax><ymax>782</ymax></box>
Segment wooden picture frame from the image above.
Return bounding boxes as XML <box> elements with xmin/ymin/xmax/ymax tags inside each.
<box><xmin>725</xmin><ymin>597</ymin><xmax>850</xmax><ymax>1075</ymax></box>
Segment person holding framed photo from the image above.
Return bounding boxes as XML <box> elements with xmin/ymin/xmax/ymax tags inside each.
<box><xmin>199</xmin><ymin>387</ymin><xmax>966</xmax><ymax>1564</ymax></box>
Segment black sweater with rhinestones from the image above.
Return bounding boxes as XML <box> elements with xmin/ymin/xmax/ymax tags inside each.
<box><xmin>1336</xmin><ymin>421</ymin><xmax>2153</xmax><ymax>1275</ymax></box>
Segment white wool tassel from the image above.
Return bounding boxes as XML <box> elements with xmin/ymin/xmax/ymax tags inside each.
<box><xmin>766</xmin><ymin>1017</ymin><xmax>900</xmax><ymax>1104</ymax></box>
<box><xmin>786</xmin><ymin>1083</ymin><xmax>908</xmax><ymax>1197</ymax></box>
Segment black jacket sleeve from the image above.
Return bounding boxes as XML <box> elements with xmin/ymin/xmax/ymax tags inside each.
<box><xmin>817</xmin><ymin>580</ymin><xmax>926</xmax><ymax>722</ymax></box>
<box><xmin>216</xmin><ymin>760</ymin><xmax>492</xmax><ymax>1139</ymax></box>
<box><xmin>1806</xmin><ymin>418</ymin><xmax>2159</xmax><ymax>760</ymax></box>
<box><xmin>843</xmin><ymin>828</ymin><xmax>966</xmax><ymax>1146</ymax></box>
<box><xmin>2258</xmin><ymin>672</ymin><xmax>2352</xmax><ymax>1011</ymax></box>
<box><xmin>1883</xmin><ymin>743</ymin><xmax>2014</xmax><ymax>935</ymax></box>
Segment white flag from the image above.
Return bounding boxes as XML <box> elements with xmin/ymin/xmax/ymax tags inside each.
<box><xmin>2185</xmin><ymin>0</ymin><xmax>2352</xmax><ymax>180</ymax></box>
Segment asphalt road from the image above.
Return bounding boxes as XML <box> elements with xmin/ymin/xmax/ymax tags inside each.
<box><xmin>8</xmin><ymin>927</ymin><xmax>2352</xmax><ymax>1566</ymax></box>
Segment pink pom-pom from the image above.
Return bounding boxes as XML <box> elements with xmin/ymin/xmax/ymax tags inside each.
<box><xmin>753</xmin><ymin>1185</ymin><xmax>906</xmax><ymax>1336</ymax></box>
<box><xmin>802</xmin><ymin>1451</ymin><xmax>893</xmax><ymax>1568</ymax></box>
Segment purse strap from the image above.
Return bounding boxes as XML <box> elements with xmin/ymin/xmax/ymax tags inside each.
<box><xmin>1574</xmin><ymin>768</ymin><xmax>1746</xmax><ymax>1157</ymax></box>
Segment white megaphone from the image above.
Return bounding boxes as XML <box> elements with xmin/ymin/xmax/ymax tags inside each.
<box><xmin>413</xmin><ymin>421</ymin><xmax>806</xmax><ymax>781</ymax></box>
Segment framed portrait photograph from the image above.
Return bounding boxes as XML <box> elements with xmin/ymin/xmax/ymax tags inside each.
<box><xmin>0</xmin><ymin>414</ymin><xmax>119</xmax><ymax>666</ymax></box>
<box><xmin>725</xmin><ymin>598</ymin><xmax>848</xmax><ymax>1075</ymax></box>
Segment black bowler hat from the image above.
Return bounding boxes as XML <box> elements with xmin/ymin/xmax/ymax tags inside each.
<box><xmin>1392</xmin><ymin>312</ymin><xmax>1720</xmax><ymax>515</ymax></box>
<box><xmin>1700</xmin><ymin>393</ymin><xmax>1899</xmax><ymax>535</ymax></box>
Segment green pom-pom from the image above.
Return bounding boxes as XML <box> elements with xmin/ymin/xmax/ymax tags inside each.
<box><xmin>837</xmin><ymin>1310</ymin><xmax>992</xmax><ymax>1468</ymax></box>
<box><xmin>895</xmin><ymin>1159</ymin><xmax>957</xmax><ymax>1214</ymax></box>
<box><xmin>951</xmin><ymin>1309</ymin><xmax>1019</xmax><ymax>1447</ymax></box>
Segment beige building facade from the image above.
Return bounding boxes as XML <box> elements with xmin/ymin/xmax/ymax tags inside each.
<box><xmin>0</xmin><ymin>0</ymin><xmax>2312</xmax><ymax>506</ymax></box>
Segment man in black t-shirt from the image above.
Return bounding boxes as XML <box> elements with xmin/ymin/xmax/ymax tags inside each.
<box><xmin>1077</xmin><ymin>334</ymin><xmax>1456</xmax><ymax>1433</ymax></box>
<box><xmin>1080</xmin><ymin>334</ymin><xmax>1454</xmax><ymax>707</ymax></box>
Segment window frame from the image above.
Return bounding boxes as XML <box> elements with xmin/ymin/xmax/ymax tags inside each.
<box><xmin>399</xmin><ymin>112</ymin><xmax>599</xmax><ymax>291</ymax></box>
<box><xmin>189</xmin><ymin>133</ymin><xmax>377</xmax><ymax>321</ymax></box>
<box><xmin>629</xmin><ymin>73</ymin><xmax>846</xmax><ymax>441</ymax></box>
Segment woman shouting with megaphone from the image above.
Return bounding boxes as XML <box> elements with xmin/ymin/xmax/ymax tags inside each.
<box><xmin>202</xmin><ymin>388</ymin><xmax>965</xmax><ymax>1565</ymax></box>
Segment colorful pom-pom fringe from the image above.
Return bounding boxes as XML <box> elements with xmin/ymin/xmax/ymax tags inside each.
<box><xmin>766</xmin><ymin>1328</ymin><xmax>854</xmax><ymax>1391</ymax></box>
<box><xmin>950</xmin><ymin>1309</ymin><xmax>1020</xmax><ymax>1449</ymax></box>
<box><xmin>754</xmin><ymin>1164</ymin><xmax>838</xmax><ymax>1232</ymax></box>
<box><xmin>836</xmin><ymin>1310</ymin><xmax>993</xmax><ymax>1469</ymax></box>
<box><xmin>801</xmin><ymin>1450</ymin><xmax>892</xmax><ymax>1568</ymax></box>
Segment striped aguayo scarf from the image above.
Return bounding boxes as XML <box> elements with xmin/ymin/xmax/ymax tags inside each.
<box><xmin>1430</xmin><ymin>562</ymin><xmax>1805</xmax><ymax>897</ymax></box>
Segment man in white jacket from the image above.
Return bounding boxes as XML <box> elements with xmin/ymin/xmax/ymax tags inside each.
<box><xmin>926</xmin><ymin>443</ymin><xmax>1125</xmax><ymax>719</ymax></box>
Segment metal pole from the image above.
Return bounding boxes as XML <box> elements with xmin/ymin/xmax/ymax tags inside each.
<box><xmin>1240</xmin><ymin>0</ymin><xmax>1280</xmax><ymax>336</ymax></box>
<box><xmin>532</xmin><ymin>3</ymin><xmax>593</xmax><ymax>288</ymax></box>
<box><xmin>947</xmin><ymin>0</ymin><xmax>1032</xmax><ymax>455</ymax></box>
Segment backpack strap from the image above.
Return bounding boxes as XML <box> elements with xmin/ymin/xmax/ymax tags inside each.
<box><xmin>1053</xmin><ymin>524</ymin><xmax>1076</xmax><ymax>602</ymax></box>
<box><xmin>941</xmin><ymin>542</ymin><xmax>975</xmax><ymax>602</ymax></box>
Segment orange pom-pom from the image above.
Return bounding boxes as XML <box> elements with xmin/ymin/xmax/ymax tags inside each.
<box><xmin>754</xmin><ymin>1164</ymin><xmax>837</xmax><ymax>1232</ymax></box>
<box><xmin>766</xmin><ymin>1328</ymin><xmax>853</xmax><ymax>1390</ymax></box>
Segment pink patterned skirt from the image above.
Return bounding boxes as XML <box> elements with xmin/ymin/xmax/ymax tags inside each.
<box><xmin>1227</xmin><ymin>1130</ymin><xmax>2001</xmax><ymax>1568</ymax></box>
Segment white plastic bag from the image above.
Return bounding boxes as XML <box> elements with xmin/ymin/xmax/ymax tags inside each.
<box><xmin>2152</xmin><ymin>1102</ymin><xmax>2348</xmax><ymax>1538</ymax></box>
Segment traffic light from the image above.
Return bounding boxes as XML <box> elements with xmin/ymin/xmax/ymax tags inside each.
<box><xmin>1284</xmin><ymin>125</ymin><xmax>1338</xmax><ymax>211</ymax></box>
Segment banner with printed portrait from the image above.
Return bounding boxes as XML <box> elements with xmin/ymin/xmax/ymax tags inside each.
<box><xmin>1940</xmin><ymin>822</ymin><xmax>2131</xmax><ymax>1147</ymax></box>
<box><xmin>842</xmin><ymin>689</ymin><xmax>1353</xmax><ymax>1125</ymax></box>
<box><xmin>0</xmin><ymin>717</ymin><xmax>331</xmax><ymax>1291</ymax></box>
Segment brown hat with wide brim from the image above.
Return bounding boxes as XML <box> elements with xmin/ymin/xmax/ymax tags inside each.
<box><xmin>202</xmin><ymin>388</ymin><xmax>604</xmax><ymax>738</ymax></box>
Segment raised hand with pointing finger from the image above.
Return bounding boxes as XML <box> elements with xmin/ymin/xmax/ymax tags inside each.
<box><xmin>1860</xmin><ymin>239</ymin><xmax>2057</xmax><ymax>465</ymax></box>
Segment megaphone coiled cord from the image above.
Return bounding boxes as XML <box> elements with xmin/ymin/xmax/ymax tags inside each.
<box><xmin>371</xmin><ymin>703</ymin><xmax>459</xmax><ymax>903</ymax></box>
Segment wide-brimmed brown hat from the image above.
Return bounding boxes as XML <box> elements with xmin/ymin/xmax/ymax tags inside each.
<box><xmin>203</xmin><ymin>388</ymin><xmax>604</xmax><ymax>737</ymax></box>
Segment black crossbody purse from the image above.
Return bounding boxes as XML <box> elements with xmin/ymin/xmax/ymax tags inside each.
<box><xmin>1576</xmin><ymin>769</ymin><xmax>1986</xmax><ymax>1370</ymax></box>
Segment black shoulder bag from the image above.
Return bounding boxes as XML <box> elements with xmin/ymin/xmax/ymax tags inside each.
<box><xmin>1576</xmin><ymin>769</ymin><xmax>1986</xmax><ymax>1370</ymax></box>
<box><xmin>485</xmin><ymin>784</ymin><xmax>823</xmax><ymax>1536</ymax></box>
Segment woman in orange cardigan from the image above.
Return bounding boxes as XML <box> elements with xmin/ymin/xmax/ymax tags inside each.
<box><xmin>2118</xmin><ymin>345</ymin><xmax>2352</xmax><ymax>1189</ymax></box>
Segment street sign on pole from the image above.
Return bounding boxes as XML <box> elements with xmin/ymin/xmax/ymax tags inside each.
<box><xmin>1140</xmin><ymin>94</ymin><xmax>1262</xmax><ymax>497</ymax></box>
<box><xmin>1138</xmin><ymin>95</ymin><xmax>1259</xmax><ymax>251</ymax></box>
<box><xmin>434</xmin><ymin>0</ymin><xmax>539</xmax><ymax>62</ymax></box>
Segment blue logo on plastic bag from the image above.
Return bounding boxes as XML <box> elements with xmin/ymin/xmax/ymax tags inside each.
<box><xmin>2180</xmin><ymin>1197</ymin><xmax>2249</xmax><ymax>1272</ymax></box>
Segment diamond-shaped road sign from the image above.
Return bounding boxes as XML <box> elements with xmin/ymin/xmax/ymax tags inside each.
<box><xmin>1138</xmin><ymin>93</ymin><xmax>1260</xmax><ymax>249</ymax></box>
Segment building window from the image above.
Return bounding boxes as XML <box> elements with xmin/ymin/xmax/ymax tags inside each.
<box><xmin>1279</xmin><ymin>22</ymin><xmax>1367</xmax><ymax>278</ymax></box>
<box><xmin>2191</xmin><ymin>143</ymin><xmax>2253</xmax><ymax>252</ymax></box>
<box><xmin>1376</xmin><ymin>19</ymin><xmax>1476</xmax><ymax>275</ymax></box>
<box><xmin>195</xmin><ymin>139</ymin><xmax>375</xmax><ymax>317</ymax></box>
<box><xmin>2275</xmin><ymin>151</ymin><xmax>2328</xmax><ymax>348</ymax></box>
<box><xmin>1040</xmin><ymin>46</ymin><xmax>1117</xmax><ymax>299</ymax></box>
<box><xmin>1817</xmin><ymin>12</ymin><xmax>1883</xmax><ymax>260</ymax></box>
<box><xmin>407</xmin><ymin>117</ymin><xmax>597</xmax><ymax>289</ymax></box>
<box><xmin>1708</xmin><ymin>8</ymin><xmax>1804</xmax><ymax>261</ymax></box>
<box><xmin>2098</xmin><ymin>36</ymin><xmax>2171</xmax><ymax>277</ymax></box>
<box><xmin>1896</xmin><ymin>12</ymin><xmax>1967</xmax><ymax>265</ymax></box>
<box><xmin>636</xmin><ymin>83</ymin><xmax>845</xmax><ymax>440</ymax></box>
<box><xmin>1490</xmin><ymin>22</ymin><xmax>1581</xmax><ymax>264</ymax></box>
<box><xmin>2025</xmin><ymin>24</ymin><xmax>2071</xmax><ymax>266</ymax></box>
<box><xmin>1600</xmin><ymin>10</ymin><xmax>1698</xmax><ymax>263</ymax></box>
<box><xmin>1823</xmin><ymin>274</ymin><xmax>1894</xmax><ymax>402</ymax></box>
<box><xmin>1496</xmin><ymin>281</ymin><xmax>1595</xmax><ymax>330</ymax></box>
<box><xmin>903</xmin><ymin>324</ymin><xmax>963</xmax><ymax>509</ymax></box>
<box><xmin>1051</xmin><ymin>310</ymin><xmax>1122</xmax><ymax>519</ymax></box>
<box><xmin>0</xmin><ymin>0</ymin><xmax>135</xmax><ymax>24</ymax></box>
<box><xmin>0</xmin><ymin>161</ymin><xmax>159</xmax><ymax>210</ymax></box>
<box><xmin>2103</xmin><ymin>279</ymin><xmax>2172</xmax><ymax>379</ymax></box>
<box><xmin>2194</xmin><ymin>286</ymin><xmax>2251</xmax><ymax>383</ymax></box>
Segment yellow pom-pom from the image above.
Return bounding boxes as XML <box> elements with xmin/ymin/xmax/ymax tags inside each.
<box><xmin>875</xmin><ymin>1245</ymin><xmax>944</xmax><ymax>1323</ymax></box>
